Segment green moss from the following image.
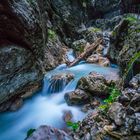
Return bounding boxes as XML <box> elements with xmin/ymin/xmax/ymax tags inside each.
<box><xmin>48</xmin><ymin>29</ymin><xmax>57</xmax><ymax>41</ymax></box>
<box><xmin>88</xmin><ymin>27</ymin><xmax>101</xmax><ymax>33</ymax></box>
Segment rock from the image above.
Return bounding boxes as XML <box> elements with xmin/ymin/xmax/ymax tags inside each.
<box><xmin>108</xmin><ymin>102</ymin><xmax>126</xmax><ymax>126</ymax></box>
<box><xmin>77</xmin><ymin>72</ymin><xmax>109</xmax><ymax>96</ymax></box>
<box><xmin>130</xmin><ymin>93</ymin><xmax>140</xmax><ymax>112</ymax></box>
<box><xmin>129</xmin><ymin>74</ymin><xmax>140</xmax><ymax>89</ymax></box>
<box><xmin>124</xmin><ymin>113</ymin><xmax>140</xmax><ymax>134</ymax></box>
<box><xmin>27</xmin><ymin>125</ymin><xmax>72</xmax><ymax>140</ymax></box>
<box><xmin>87</xmin><ymin>54</ymin><xmax>110</xmax><ymax>67</ymax></box>
<box><xmin>51</xmin><ymin>73</ymin><xmax>74</xmax><ymax>85</ymax></box>
<box><xmin>9</xmin><ymin>98</ymin><xmax>23</xmax><ymax>111</ymax></box>
<box><xmin>62</xmin><ymin>110</ymin><xmax>73</xmax><ymax>122</ymax></box>
<box><xmin>0</xmin><ymin>45</ymin><xmax>42</xmax><ymax>111</ymax></box>
<box><xmin>109</xmin><ymin>17</ymin><xmax>140</xmax><ymax>73</ymax></box>
<box><xmin>65</xmin><ymin>89</ymin><xmax>90</xmax><ymax>106</ymax></box>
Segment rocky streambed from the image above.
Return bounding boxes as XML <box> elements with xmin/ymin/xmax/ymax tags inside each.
<box><xmin>0</xmin><ymin>0</ymin><xmax>140</xmax><ymax>140</ymax></box>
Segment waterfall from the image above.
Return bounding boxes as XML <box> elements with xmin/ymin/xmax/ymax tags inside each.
<box><xmin>103</xmin><ymin>31</ymin><xmax>111</xmax><ymax>56</ymax></box>
<box><xmin>0</xmin><ymin>63</ymin><xmax>120</xmax><ymax>140</ymax></box>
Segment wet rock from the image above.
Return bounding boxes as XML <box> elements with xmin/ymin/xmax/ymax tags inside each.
<box><xmin>108</xmin><ymin>102</ymin><xmax>126</xmax><ymax>126</ymax></box>
<box><xmin>65</xmin><ymin>89</ymin><xmax>90</xmax><ymax>106</ymax></box>
<box><xmin>27</xmin><ymin>125</ymin><xmax>72</xmax><ymax>140</ymax></box>
<box><xmin>0</xmin><ymin>45</ymin><xmax>42</xmax><ymax>111</ymax></box>
<box><xmin>62</xmin><ymin>110</ymin><xmax>73</xmax><ymax>122</ymax></box>
<box><xmin>51</xmin><ymin>73</ymin><xmax>74</xmax><ymax>85</ymax></box>
<box><xmin>77</xmin><ymin>72</ymin><xmax>109</xmax><ymax>96</ymax></box>
<box><xmin>9</xmin><ymin>98</ymin><xmax>23</xmax><ymax>111</ymax></box>
<box><xmin>87</xmin><ymin>54</ymin><xmax>110</xmax><ymax>67</ymax></box>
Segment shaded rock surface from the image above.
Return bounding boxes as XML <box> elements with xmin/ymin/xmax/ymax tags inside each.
<box><xmin>109</xmin><ymin>16</ymin><xmax>140</xmax><ymax>74</ymax></box>
<box><xmin>65</xmin><ymin>89</ymin><xmax>90</xmax><ymax>106</ymax></box>
<box><xmin>27</xmin><ymin>125</ymin><xmax>72</xmax><ymax>140</ymax></box>
<box><xmin>0</xmin><ymin>45</ymin><xmax>42</xmax><ymax>111</ymax></box>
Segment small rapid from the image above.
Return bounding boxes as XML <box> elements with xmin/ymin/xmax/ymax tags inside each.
<box><xmin>0</xmin><ymin>61</ymin><xmax>120</xmax><ymax>140</ymax></box>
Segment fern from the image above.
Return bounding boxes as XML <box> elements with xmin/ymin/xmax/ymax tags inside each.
<box><xmin>123</xmin><ymin>51</ymin><xmax>140</xmax><ymax>80</ymax></box>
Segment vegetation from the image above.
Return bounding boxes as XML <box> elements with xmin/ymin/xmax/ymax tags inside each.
<box><xmin>88</xmin><ymin>27</ymin><xmax>101</xmax><ymax>33</ymax></box>
<box><xmin>98</xmin><ymin>85</ymin><xmax>121</xmax><ymax>112</ymax></box>
<box><xmin>24</xmin><ymin>128</ymin><xmax>36</xmax><ymax>140</ymax></box>
<box><xmin>123</xmin><ymin>51</ymin><xmax>140</xmax><ymax>81</ymax></box>
<box><xmin>66</xmin><ymin>121</ymin><xmax>80</xmax><ymax>132</ymax></box>
<box><xmin>48</xmin><ymin>29</ymin><xmax>57</xmax><ymax>41</ymax></box>
<box><xmin>125</xmin><ymin>15</ymin><xmax>138</xmax><ymax>24</ymax></box>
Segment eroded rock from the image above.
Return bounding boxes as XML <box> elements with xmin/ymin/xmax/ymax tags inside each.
<box><xmin>27</xmin><ymin>125</ymin><xmax>72</xmax><ymax>140</ymax></box>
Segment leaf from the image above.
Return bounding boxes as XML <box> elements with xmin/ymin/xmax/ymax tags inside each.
<box><xmin>25</xmin><ymin>128</ymin><xmax>36</xmax><ymax>140</ymax></box>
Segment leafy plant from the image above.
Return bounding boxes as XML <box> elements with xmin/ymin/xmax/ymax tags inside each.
<box><xmin>66</xmin><ymin>121</ymin><xmax>80</xmax><ymax>132</ymax></box>
<box><xmin>125</xmin><ymin>15</ymin><xmax>138</xmax><ymax>24</ymax></box>
<box><xmin>123</xmin><ymin>51</ymin><xmax>140</xmax><ymax>81</ymax></box>
<box><xmin>98</xmin><ymin>86</ymin><xmax>121</xmax><ymax>112</ymax></box>
<box><xmin>48</xmin><ymin>29</ymin><xmax>57</xmax><ymax>40</ymax></box>
<box><xmin>24</xmin><ymin>128</ymin><xmax>36</xmax><ymax>140</ymax></box>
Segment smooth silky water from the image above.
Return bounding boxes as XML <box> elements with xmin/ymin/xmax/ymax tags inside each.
<box><xmin>0</xmin><ymin>63</ymin><xmax>120</xmax><ymax>140</ymax></box>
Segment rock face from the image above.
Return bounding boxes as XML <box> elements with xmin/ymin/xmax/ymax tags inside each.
<box><xmin>0</xmin><ymin>45</ymin><xmax>42</xmax><ymax>111</ymax></box>
<box><xmin>0</xmin><ymin>0</ymin><xmax>66</xmax><ymax>110</ymax></box>
<box><xmin>109</xmin><ymin>17</ymin><xmax>140</xmax><ymax>74</ymax></box>
<box><xmin>27</xmin><ymin>125</ymin><xmax>72</xmax><ymax>140</ymax></box>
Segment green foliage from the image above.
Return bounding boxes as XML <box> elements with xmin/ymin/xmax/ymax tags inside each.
<box><xmin>88</xmin><ymin>27</ymin><xmax>101</xmax><ymax>33</ymax></box>
<box><xmin>123</xmin><ymin>51</ymin><xmax>140</xmax><ymax>80</ymax></box>
<box><xmin>24</xmin><ymin>128</ymin><xmax>36</xmax><ymax>140</ymax></box>
<box><xmin>125</xmin><ymin>15</ymin><xmax>138</xmax><ymax>24</ymax></box>
<box><xmin>66</xmin><ymin>121</ymin><xmax>80</xmax><ymax>132</ymax></box>
<box><xmin>98</xmin><ymin>86</ymin><xmax>121</xmax><ymax>112</ymax></box>
<box><xmin>48</xmin><ymin>29</ymin><xmax>57</xmax><ymax>40</ymax></box>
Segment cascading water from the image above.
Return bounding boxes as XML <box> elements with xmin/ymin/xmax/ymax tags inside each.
<box><xmin>103</xmin><ymin>31</ymin><xmax>111</xmax><ymax>56</ymax></box>
<box><xmin>0</xmin><ymin>51</ymin><xmax>120</xmax><ymax>140</ymax></box>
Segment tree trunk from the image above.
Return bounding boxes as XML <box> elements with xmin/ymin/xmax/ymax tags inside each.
<box><xmin>68</xmin><ymin>38</ymin><xmax>103</xmax><ymax>67</ymax></box>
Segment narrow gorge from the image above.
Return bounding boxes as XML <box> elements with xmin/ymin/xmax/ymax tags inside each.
<box><xmin>0</xmin><ymin>0</ymin><xmax>140</xmax><ymax>140</ymax></box>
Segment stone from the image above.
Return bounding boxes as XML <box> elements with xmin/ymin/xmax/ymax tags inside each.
<box><xmin>51</xmin><ymin>73</ymin><xmax>74</xmax><ymax>85</ymax></box>
<box><xmin>108</xmin><ymin>102</ymin><xmax>126</xmax><ymax>126</ymax></box>
<box><xmin>62</xmin><ymin>110</ymin><xmax>73</xmax><ymax>122</ymax></box>
<box><xmin>65</xmin><ymin>89</ymin><xmax>90</xmax><ymax>106</ymax></box>
<box><xmin>27</xmin><ymin>125</ymin><xmax>72</xmax><ymax>140</ymax></box>
<box><xmin>77</xmin><ymin>72</ymin><xmax>109</xmax><ymax>96</ymax></box>
<box><xmin>129</xmin><ymin>74</ymin><xmax>140</xmax><ymax>89</ymax></box>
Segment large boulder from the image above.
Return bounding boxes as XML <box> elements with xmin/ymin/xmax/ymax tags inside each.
<box><xmin>77</xmin><ymin>72</ymin><xmax>109</xmax><ymax>96</ymax></box>
<box><xmin>27</xmin><ymin>125</ymin><xmax>72</xmax><ymax>140</ymax></box>
<box><xmin>0</xmin><ymin>45</ymin><xmax>42</xmax><ymax>111</ymax></box>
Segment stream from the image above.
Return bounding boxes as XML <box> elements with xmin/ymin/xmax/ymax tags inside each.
<box><xmin>0</xmin><ymin>46</ymin><xmax>120</xmax><ymax>140</ymax></box>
